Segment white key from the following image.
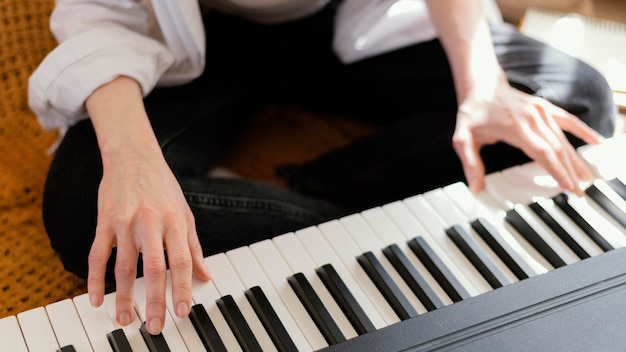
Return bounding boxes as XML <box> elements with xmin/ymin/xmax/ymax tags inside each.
<box><xmin>442</xmin><ymin>182</ymin><xmax>548</xmax><ymax>276</ymax></box>
<box><xmin>0</xmin><ymin>316</ymin><xmax>28</xmax><ymax>352</ymax></box>
<box><xmin>588</xmin><ymin>179</ymin><xmax>626</xmax><ymax>228</ymax></box>
<box><xmin>567</xmin><ymin>194</ymin><xmax>626</xmax><ymax>248</ymax></box>
<box><xmin>46</xmin><ymin>299</ymin><xmax>93</xmax><ymax>352</ymax></box>
<box><xmin>163</xmin><ymin>272</ymin><xmax>206</xmax><ymax>351</ymax></box>
<box><xmin>133</xmin><ymin>278</ymin><xmax>190</xmax><ymax>352</ymax></box>
<box><xmin>226</xmin><ymin>245</ymin><xmax>313</xmax><ymax>352</ymax></box>
<box><xmin>502</xmin><ymin>162</ymin><xmax>626</xmax><ymax>248</ymax></box>
<box><xmin>317</xmin><ymin>220</ymin><xmax>402</xmax><ymax>324</ymax></box>
<box><xmin>421</xmin><ymin>188</ymin><xmax>519</xmax><ymax>285</ymax></box>
<box><xmin>339</xmin><ymin>213</ymin><xmax>430</xmax><ymax>312</ymax></box>
<box><xmin>360</xmin><ymin>207</ymin><xmax>451</xmax><ymax>309</ymax></box>
<box><xmin>399</xmin><ymin>195</ymin><xmax>489</xmax><ymax>295</ymax></box>
<box><xmin>73</xmin><ymin>293</ymin><xmax>115</xmax><ymax>352</ymax></box>
<box><xmin>249</xmin><ymin>239</ymin><xmax>328</xmax><ymax>351</ymax></box>
<box><xmin>373</xmin><ymin>205</ymin><xmax>455</xmax><ymax>306</ymax></box>
<box><xmin>102</xmin><ymin>293</ymin><xmax>149</xmax><ymax>352</ymax></box>
<box><xmin>296</xmin><ymin>225</ymin><xmax>387</xmax><ymax>328</ymax></box>
<box><xmin>205</xmin><ymin>253</ymin><xmax>278</xmax><ymax>352</ymax></box>
<box><xmin>17</xmin><ymin>306</ymin><xmax>59</xmax><ymax>351</ymax></box>
<box><xmin>191</xmin><ymin>278</ymin><xmax>243</xmax><ymax>351</ymax></box>
<box><xmin>579</xmin><ymin>134</ymin><xmax>626</xmax><ymax>180</ymax></box>
<box><xmin>484</xmin><ymin>164</ymin><xmax>579</xmax><ymax>260</ymax></box>
<box><xmin>273</xmin><ymin>233</ymin><xmax>359</xmax><ymax>340</ymax></box>
<box><xmin>484</xmin><ymin>172</ymin><xmax>579</xmax><ymax>265</ymax></box>
<box><xmin>594</xmin><ymin>179</ymin><xmax>626</xmax><ymax>211</ymax></box>
<box><xmin>502</xmin><ymin>165</ymin><xmax>604</xmax><ymax>257</ymax></box>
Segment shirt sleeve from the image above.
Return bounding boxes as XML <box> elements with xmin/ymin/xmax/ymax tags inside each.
<box><xmin>28</xmin><ymin>0</ymin><xmax>189</xmax><ymax>130</ymax></box>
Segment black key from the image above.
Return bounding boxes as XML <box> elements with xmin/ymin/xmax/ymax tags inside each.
<box><xmin>188</xmin><ymin>304</ymin><xmax>228</xmax><ymax>352</ymax></box>
<box><xmin>245</xmin><ymin>286</ymin><xmax>298</xmax><ymax>352</ymax></box>
<box><xmin>217</xmin><ymin>294</ymin><xmax>264</xmax><ymax>352</ymax></box>
<box><xmin>471</xmin><ymin>217</ymin><xmax>537</xmax><ymax>280</ymax></box>
<box><xmin>316</xmin><ymin>264</ymin><xmax>376</xmax><ymax>335</ymax></box>
<box><xmin>446</xmin><ymin>225</ymin><xmax>512</xmax><ymax>289</ymax></box>
<box><xmin>553</xmin><ymin>193</ymin><xmax>614</xmax><ymax>252</ymax></box>
<box><xmin>529</xmin><ymin>202</ymin><xmax>590</xmax><ymax>260</ymax></box>
<box><xmin>382</xmin><ymin>244</ymin><xmax>444</xmax><ymax>311</ymax></box>
<box><xmin>608</xmin><ymin>178</ymin><xmax>626</xmax><ymax>201</ymax></box>
<box><xmin>107</xmin><ymin>329</ymin><xmax>133</xmax><ymax>352</ymax></box>
<box><xmin>586</xmin><ymin>184</ymin><xmax>626</xmax><ymax>229</ymax></box>
<box><xmin>357</xmin><ymin>251</ymin><xmax>419</xmax><ymax>321</ymax></box>
<box><xmin>288</xmin><ymin>272</ymin><xmax>346</xmax><ymax>345</ymax></box>
<box><xmin>140</xmin><ymin>322</ymin><xmax>171</xmax><ymax>352</ymax></box>
<box><xmin>505</xmin><ymin>209</ymin><xmax>567</xmax><ymax>268</ymax></box>
<box><xmin>57</xmin><ymin>346</ymin><xmax>76</xmax><ymax>352</ymax></box>
<box><xmin>407</xmin><ymin>236</ymin><xmax>470</xmax><ymax>302</ymax></box>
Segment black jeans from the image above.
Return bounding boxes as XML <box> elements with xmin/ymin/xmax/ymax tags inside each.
<box><xmin>42</xmin><ymin>3</ymin><xmax>616</xmax><ymax>280</ymax></box>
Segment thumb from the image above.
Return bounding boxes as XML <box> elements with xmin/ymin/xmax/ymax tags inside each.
<box><xmin>453</xmin><ymin>133</ymin><xmax>486</xmax><ymax>192</ymax></box>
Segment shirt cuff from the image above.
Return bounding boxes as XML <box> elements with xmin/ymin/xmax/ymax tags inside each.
<box><xmin>28</xmin><ymin>26</ymin><xmax>175</xmax><ymax>131</ymax></box>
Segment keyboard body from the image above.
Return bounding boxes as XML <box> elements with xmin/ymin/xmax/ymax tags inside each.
<box><xmin>3</xmin><ymin>134</ymin><xmax>626</xmax><ymax>352</ymax></box>
<box><xmin>319</xmin><ymin>245</ymin><xmax>626</xmax><ymax>351</ymax></box>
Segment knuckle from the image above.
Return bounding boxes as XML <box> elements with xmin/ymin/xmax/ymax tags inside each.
<box><xmin>143</xmin><ymin>257</ymin><xmax>167</xmax><ymax>275</ymax></box>
<box><xmin>169</xmin><ymin>251</ymin><xmax>192</xmax><ymax>271</ymax></box>
<box><xmin>130</xmin><ymin>203</ymin><xmax>160</xmax><ymax>224</ymax></box>
<box><xmin>115</xmin><ymin>261</ymin><xmax>136</xmax><ymax>279</ymax></box>
<box><xmin>146</xmin><ymin>297</ymin><xmax>166</xmax><ymax>312</ymax></box>
<box><xmin>536</xmin><ymin>147</ymin><xmax>552</xmax><ymax>160</ymax></box>
<box><xmin>552</xmin><ymin>145</ymin><xmax>566</xmax><ymax>159</ymax></box>
<box><xmin>87</xmin><ymin>276</ymin><xmax>102</xmax><ymax>287</ymax></box>
<box><xmin>88</xmin><ymin>250</ymin><xmax>108</xmax><ymax>267</ymax></box>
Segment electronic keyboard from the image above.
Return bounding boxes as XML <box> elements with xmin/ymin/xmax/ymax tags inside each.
<box><xmin>3</xmin><ymin>134</ymin><xmax>626</xmax><ymax>352</ymax></box>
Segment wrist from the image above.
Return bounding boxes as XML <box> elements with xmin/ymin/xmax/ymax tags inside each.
<box><xmin>86</xmin><ymin>76</ymin><xmax>162</xmax><ymax>162</ymax></box>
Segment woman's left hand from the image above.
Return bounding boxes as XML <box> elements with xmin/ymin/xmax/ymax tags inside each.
<box><xmin>452</xmin><ymin>76</ymin><xmax>605</xmax><ymax>195</ymax></box>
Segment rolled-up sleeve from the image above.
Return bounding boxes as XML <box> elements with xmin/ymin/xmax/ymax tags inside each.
<box><xmin>28</xmin><ymin>0</ymin><xmax>182</xmax><ymax>130</ymax></box>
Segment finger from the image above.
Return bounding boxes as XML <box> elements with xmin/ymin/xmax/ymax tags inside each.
<box><xmin>114</xmin><ymin>235</ymin><xmax>139</xmax><ymax>326</ymax></box>
<box><xmin>87</xmin><ymin>226</ymin><xmax>113</xmax><ymax>308</ymax></box>
<box><xmin>547</xmin><ymin>115</ymin><xmax>595</xmax><ymax>182</ymax></box>
<box><xmin>537</xmin><ymin>107</ymin><xmax>582</xmax><ymax>192</ymax></box>
<box><xmin>547</xmin><ymin>108</ymin><xmax>599</xmax><ymax>180</ymax></box>
<box><xmin>141</xmin><ymin>240</ymin><xmax>168</xmax><ymax>335</ymax></box>
<box><xmin>507</xmin><ymin>101</ymin><xmax>575</xmax><ymax>192</ymax></box>
<box><xmin>452</xmin><ymin>130</ymin><xmax>486</xmax><ymax>192</ymax></box>
<box><xmin>550</xmin><ymin>106</ymin><xmax>605</xmax><ymax>145</ymax></box>
<box><xmin>187</xmin><ymin>211</ymin><xmax>210</xmax><ymax>282</ymax></box>
<box><xmin>517</xmin><ymin>124</ymin><xmax>580</xmax><ymax>195</ymax></box>
<box><xmin>164</xmin><ymin>228</ymin><xmax>193</xmax><ymax>319</ymax></box>
<box><xmin>537</xmin><ymin>105</ymin><xmax>591</xmax><ymax>192</ymax></box>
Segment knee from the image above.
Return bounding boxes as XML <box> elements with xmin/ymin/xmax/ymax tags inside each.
<box><xmin>558</xmin><ymin>58</ymin><xmax>617</xmax><ymax>139</ymax></box>
<box><xmin>42</xmin><ymin>121</ymin><xmax>102</xmax><ymax>279</ymax></box>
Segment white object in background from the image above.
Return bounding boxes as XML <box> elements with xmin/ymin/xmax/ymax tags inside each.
<box><xmin>333</xmin><ymin>0</ymin><xmax>503</xmax><ymax>63</ymax></box>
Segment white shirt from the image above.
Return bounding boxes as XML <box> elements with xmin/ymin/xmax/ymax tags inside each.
<box><xmin>28</xmin><ymin>0</ymin><xmax>501</xmax><ymax>131</ymax></box>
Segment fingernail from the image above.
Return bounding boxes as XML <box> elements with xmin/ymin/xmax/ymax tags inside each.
<box><xmin>176</xmin><ymin>302</ymin><xmax>190</xmax><ymax>317</ymax></box>
<box><xmin>118</xmin><ymin>312</ymin><xmax>131</xmax><ymax>326</ymax></box>
<box><xmin>89</xmin><ymin>294</ymin><xmax>99</xmax><ymax>307</ymax></box>
<box><xmin>148</xmin><ymin>318</ymin><xmax>162</xmax><ymax>335</ymax></box>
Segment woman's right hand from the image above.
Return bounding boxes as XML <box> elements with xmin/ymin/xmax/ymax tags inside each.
<box><xmin>85</xmin><ymin>76</ymin><xmax>211</xmax><ymax>335</ymax></box>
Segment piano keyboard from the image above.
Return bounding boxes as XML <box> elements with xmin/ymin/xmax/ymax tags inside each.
<box><xmin>3</xmin><ymin>134</ymin><xmax>626</xmax><ymax>352</ymax></box>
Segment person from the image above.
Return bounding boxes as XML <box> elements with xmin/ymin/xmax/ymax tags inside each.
<box><xmin>30</xmin><ymin>0</ymin><xmax>616</xmax><ymax>336</ymax></box>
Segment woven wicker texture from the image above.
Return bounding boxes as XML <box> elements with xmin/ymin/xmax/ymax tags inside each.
<box><xmin>0</xmin><ymin>0</ymin><xmax>87</xmax><ymax>318</ymax></box>
<box><xmin>0</xmin><ymin>0</ymin><xmax>374</xmax><ymax>319</ymax></box>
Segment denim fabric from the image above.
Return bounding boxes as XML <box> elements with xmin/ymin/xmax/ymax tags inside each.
<box><xmin>42</xmin><ymin>3</ymin><xmax>616</xmax><ymax>280</ymax></box>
